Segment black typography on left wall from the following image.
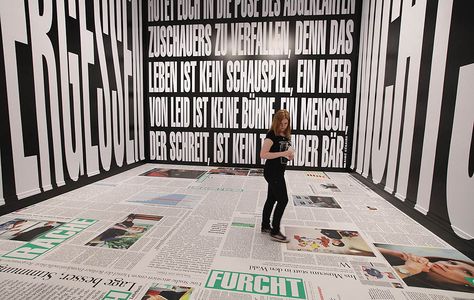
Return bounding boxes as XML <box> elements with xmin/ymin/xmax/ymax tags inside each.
<box><xmin>0</xmin><ymin>0</ymin><xmax>144</xmax><ymax>209</ymax></box>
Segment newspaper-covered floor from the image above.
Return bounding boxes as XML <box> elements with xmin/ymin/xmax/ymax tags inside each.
<box><xmin>0</xmin><ymin>164</ymin><xmax>472</xmax><ymax>300</ymax></box>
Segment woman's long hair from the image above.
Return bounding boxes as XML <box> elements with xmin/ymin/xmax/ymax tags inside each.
<box><xmin>269</xmin><ymin>109</ymin><xmax>291</xmax><ymax>140</ymax></box>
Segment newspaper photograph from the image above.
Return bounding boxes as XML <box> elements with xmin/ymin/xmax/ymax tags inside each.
<box><xmin>86</xmin><ymin>214</ymin><xmax>163</xmax><ymax>249</ymax></box>
<box><xmin>208</xmin><ymin>167</ymin><xmax>251</xmax><ymax>176</ymax></box>
<box><xmin>140</xmin><ymin>168</ymin><xmax>207</xmax><ymax>179</ymax></box>
<box><xmin>0</xmin><ymin>218</ymin><xmax>64</xmax><ymax>241</ymax></box>
<box><xmin>375</xmin><ymin>243</ymin><xmax>474</xmax><ymax>293</ymax></box>
<box><xmin>286</xmin><ymin>227</ymin><xmax>375</xmax><ymax>257</ymax></box>
<box><xmin>292</xmin><ymin>195</ymin><xmax>342</xmax><ymax>208</ymax></box>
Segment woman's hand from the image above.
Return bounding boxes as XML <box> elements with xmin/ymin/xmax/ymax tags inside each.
<box><xmin>395</xmin><ymin>255</ymin><xmax>432</xmax><ymax>279</ymax></box>
<box><xmin>406</xmin><ymin>254</ymin><xmax>432</xmax><ymax>272</ymax></box>
<box><xmin>401</xmin><ymin>257</ymin><xmax>431</xmax><ymax>275</ymax></box>
<box><xmin>286</xmin><ymin>147</ymin><xmax>295</xmax><ymax>160</ymax></box>
<box><xmin>377</xmin><ymin>247</ymin><xmax>409</xmax><ymax>261</ymax></box>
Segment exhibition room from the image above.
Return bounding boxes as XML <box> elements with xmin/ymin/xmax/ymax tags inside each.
<box><xmin>0</xmin><ymin>0</ymin><xmax>472</xmax><ymax>299</ymax></box>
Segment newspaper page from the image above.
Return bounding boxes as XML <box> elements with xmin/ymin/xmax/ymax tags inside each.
<box><xmin>0</xmin><ymin>163</ymin><xmax>473</xmax><ymax>300</ymax></box>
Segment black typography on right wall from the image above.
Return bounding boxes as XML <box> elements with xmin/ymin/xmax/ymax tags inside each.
<box><xmin>352</xmin><ymin>0</ymin><xmax>473</xmax><ymax>246</ymax></box>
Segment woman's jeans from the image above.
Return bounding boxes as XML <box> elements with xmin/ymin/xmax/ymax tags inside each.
<box><xmin>262</xmin><ymin>174</ymin><xmax>288</xmax><ymax>234</ymax></box>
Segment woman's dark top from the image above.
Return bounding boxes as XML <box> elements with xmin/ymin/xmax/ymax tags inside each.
<box><xmin>264</xmin><ymin>130</ymin><xmax>290</xmax><ymax>178</ymax></box>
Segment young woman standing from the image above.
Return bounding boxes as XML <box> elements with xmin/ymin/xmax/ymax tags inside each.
<box><xmin>260</xmin><ymin>109</ymin><xmax>294</xmax><ymax>242</ymax></box>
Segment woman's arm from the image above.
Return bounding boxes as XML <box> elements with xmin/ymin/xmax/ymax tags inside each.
<box><xmin>394</xmin><ymin>257</ymin><xmax>431</xmax><ymax>279</ymax></box>
<box><xmin>377</xmin><ymin>247</ymin><xmax>432</xmax><ymax>279</ymax></box>
<box><xmin>377</xmin><ymin>247</ymin><xmax>409</xmax><ymax>261</ymax></box>
<box><xmin>260</xmin><ymin>138</ymin><xmax>292</xmax><ymax>160</ymax></box>
<box><xmin>287</xmin><ymin>146</ymin><xmax>295</xmax><ymax>160</ymax></box>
